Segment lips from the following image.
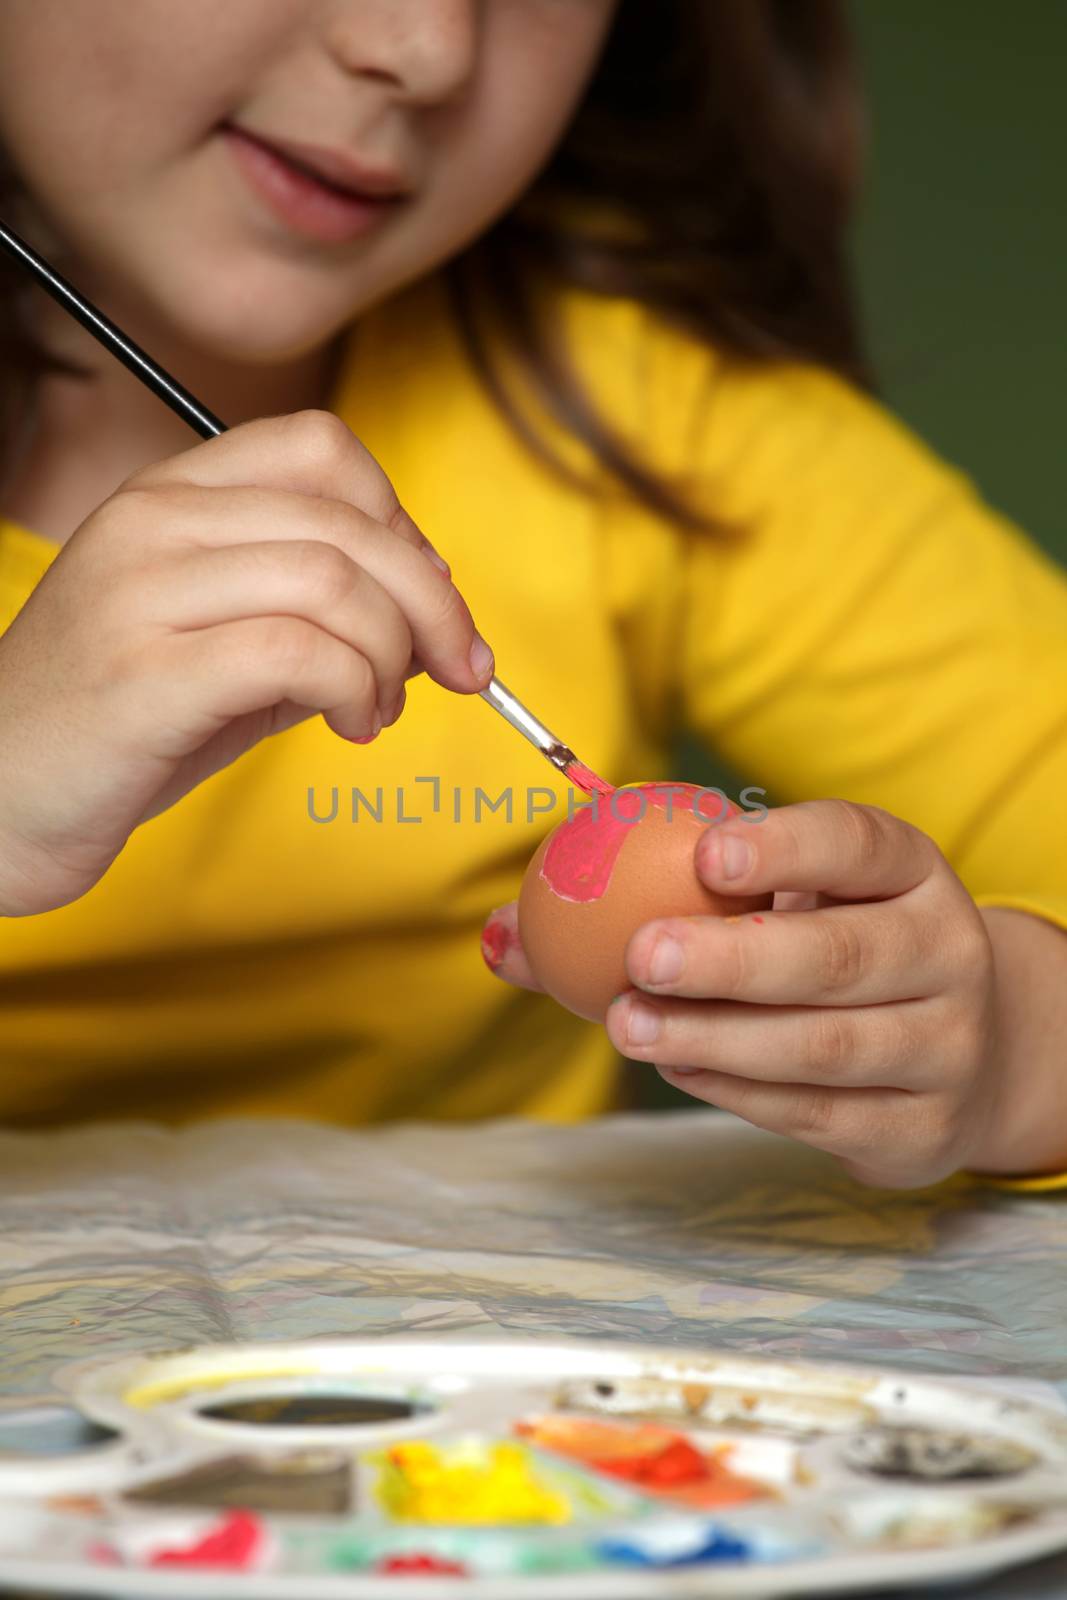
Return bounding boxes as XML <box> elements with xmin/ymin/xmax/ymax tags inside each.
<box><xmin>223</xmin><ymin>124</ymin><xmax>410</xmax><ymax>245</ymax></box>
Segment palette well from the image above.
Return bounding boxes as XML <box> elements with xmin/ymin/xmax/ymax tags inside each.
<box><xmin>0</xmin><ymin>1338</ymin><xmax>1065</xmax><ymax>1596</ymax></box>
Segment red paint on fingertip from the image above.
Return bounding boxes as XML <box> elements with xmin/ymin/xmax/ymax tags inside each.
<box><xmin>752</xmin><ymin>915</ymin><xmax>765</xmax><ymax>925</ymax></box>
<box><xmin>481</xmin><ymin>918</ymin><xmax>518</xmax><ymax>972</ymax></box>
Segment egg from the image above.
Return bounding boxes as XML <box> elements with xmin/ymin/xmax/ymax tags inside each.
<box><xmin>518</xmin><ymin>782</ymin><xmax>772</xmax><ymax>1021</ymax></box>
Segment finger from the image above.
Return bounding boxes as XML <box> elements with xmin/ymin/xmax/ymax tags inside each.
<box><xmin>152</xmin><ymin>540</ymin><xmax>412</xmax><ymax>727</ymax></box>
<box><xmin>605</xmin><ymin>989</ymin><xmax>949</xmax><ymax>1088</ymax></box>
<box><xmin>695</xmin><ymin>798</ymin><xmax>937</xmax><ymax>904</ymax></box>
<box><xmin>658</xmin><ymin>1064</ymin><xmax>958</xmax><ymax>1187</ymax></box>
<box><xmin>389</xmin><ymin>502</ymin><xmax>452</xmax><ymax>580</ymax></box>
<box><xmin>624</xmin><ymin>901</ymin><xmax>954</xmax><ymax>1006</ymax></box>
<box><xmin>130</xmin><ymin>413</ymin><xmax>485</xmax><ymax>688</ymax></box>
<box><xmin>135</xmin><ymin>410</ymin><xmax>451</xmax><ymax>572</ymax></box>
<box><xmin>773</xmin><ymin>891</ymin><xmax>824</xmax><ymax>912</ymax></box>
<box><xmin>480</xmin><ymin>902</ymin><xmax>546</xmax><ymax>992</ymax></box>
<box><xmin>129</xmin><ymin>483</ymin><xmax>490</xmax><ymax>696</ymax></box>
<box><xmin>654</xmin><ymin>1063</ymin><xmax>911</xmax><ymax>1166</ymax></box>
<box><xmin>148</xmin><ymin>614</ymin><xmax>380</xmax><ymax>745</ymax></box>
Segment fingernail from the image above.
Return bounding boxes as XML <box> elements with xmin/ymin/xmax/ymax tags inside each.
<box><xmin>426</xmin><ymin>547</ymin><xmax>451</xmax><ymax>576</ymax></box>
<box><xmin>352</xmin><ymin>711</ymin><xmax>382</xmax><ymax>745</ymax></box>
<box><xmin>647</xmin><ymin>933</ymin><xmax>683</xmax><ymax>986</ymax></box>
<box><xmin>469</xmin><ymin>634</ymin><xmax>494</xmax><ymax>679</ymax></box>
<box><xmin>623</xmin><ymin>999</ymin><xmax>661</xmax><ymax>1048</ymax></box>
<box><xmin>384</xmin><ymin>687</ymin><xmax>406</xmax><ymax>726</ymax></box>
<box><xmin>717</xmin><ymin>834</ymin><xmax>755</xmax><ymax>880</ymax></box>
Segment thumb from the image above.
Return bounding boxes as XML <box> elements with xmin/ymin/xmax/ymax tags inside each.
<box><xmin>481</xmin><ymin>901</ymin><xmax>545</xmax><ymax>992</ymax></box>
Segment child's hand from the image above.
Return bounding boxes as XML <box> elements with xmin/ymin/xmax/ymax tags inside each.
<box><xmin>484</xmin><ymin>800</ymin><xmax>1002</xmax><ymax>1189</ymax></box>
<box><xmin>0</xmin><ymin>412</ymin><xmax>493</xmax><ymax>916</ymax></box>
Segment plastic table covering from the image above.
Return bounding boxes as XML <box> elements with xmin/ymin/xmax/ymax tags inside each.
<box><xmin>0</xmin><ymin>1110</ymin><xmax>1065</xmax><ymax>1597</ymax></box>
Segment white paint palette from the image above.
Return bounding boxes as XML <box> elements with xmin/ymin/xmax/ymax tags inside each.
<box><xmin>0</xmin><ymin>1338</ymin><xmax>1065</xmax><ymax>1597</ymax></box>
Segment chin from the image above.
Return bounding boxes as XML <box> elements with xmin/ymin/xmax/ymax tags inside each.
<box><xmin>129</xmin><ymin>246</ymin><xmax>377</xmax><ymax>368</ymax></box>
<box><xmin>183</xmin><ymin>307</ymin><xmax>346</xmax><ymax>367</ymax></box>
<box><xmin>172</xmin><ymin>286</ymin><xmax>355</xmax><ymax>367</ymax></box>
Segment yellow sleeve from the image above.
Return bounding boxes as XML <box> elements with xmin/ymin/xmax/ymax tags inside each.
<box><xmin>670</xmin><ymin>354</ymin><xmax>1067</xmax><ymax>1187</ymax></box>
<box><xmin>676</xmin><ymin>357</ymin><xmax>1067</xmax><ymax>929</ymax></box>
<box><xmin>978</xmin><ymin>1171</ymin><xmax>1067</xmax><ymax>1193</ymax></box>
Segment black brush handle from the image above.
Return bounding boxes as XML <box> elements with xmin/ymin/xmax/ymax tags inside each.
<box><xmin>0</xmin><ymin>220</ymin><xmax>589</xmax><ymax>776</ymax></box>
<box><xmin>0</xmin><ymin>219</ymin><xmax>227</xmax><ymax>440</ymax></box>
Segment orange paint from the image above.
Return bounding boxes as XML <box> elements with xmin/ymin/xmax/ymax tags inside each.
<box><xmin>516</xmin><ymin>1417</ymin><xmax>767</xmax><ymax>1510</ymax></box>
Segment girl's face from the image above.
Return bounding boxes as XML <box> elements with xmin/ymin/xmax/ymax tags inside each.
<box><xmin>0</xmin><ymin>0</ymin><xmax>617</xmax><ymax>361</ymax></box>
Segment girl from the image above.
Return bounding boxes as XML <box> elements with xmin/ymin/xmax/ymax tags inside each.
<box><xmin>0</xmin><ymin>1</ymin><xmax>1065</xmax><ymax>1191</ymax></box>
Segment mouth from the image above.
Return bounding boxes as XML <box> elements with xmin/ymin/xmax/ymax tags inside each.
<box><xmin>221</xmin><ymin>124</ymin><xmax>411</xmax><ymax>246</ymax></box>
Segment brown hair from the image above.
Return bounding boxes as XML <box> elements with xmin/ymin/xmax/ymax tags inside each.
<box><xmin>0</xmin><ymin>0</ymin><xmax>870</xmax><ymax>527</ymax></box>
<box><xmin>0</xmin><ymin>154</ymin><xmax>43</xmax><ymax>466</ymax></box>
<box><xmin>446</xmin><ymin>0</ymin><xmax>872</xmax><ymax>528</ymax></box>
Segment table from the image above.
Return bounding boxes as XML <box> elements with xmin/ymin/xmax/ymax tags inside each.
<box><xmin>1</xmin><ymin>1111</ymin><xmax>1065</xmax><ymax>1595</ymax></box>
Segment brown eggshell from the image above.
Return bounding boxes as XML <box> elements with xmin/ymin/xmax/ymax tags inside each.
<box><xmin>518</xmin><ymin>783</ymin><xmax>772</xmax><ymax>1022</ymax></box>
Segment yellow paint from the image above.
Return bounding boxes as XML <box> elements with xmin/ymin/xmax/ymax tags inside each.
<box><xmin>125</xmin><ymin>1361</ymin><xmax>322</xmax><ymax>1409</ymax></box>
<box><xmin>375</xmin><ymin>1441</ymin><xmax>572</xmax><ymax>1526</ymax></box>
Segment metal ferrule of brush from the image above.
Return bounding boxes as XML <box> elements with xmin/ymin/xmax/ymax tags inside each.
<box><xmin>479</xmin><ymin>679</ymin><xmax>576</xmax><ymax>774</ymax></box>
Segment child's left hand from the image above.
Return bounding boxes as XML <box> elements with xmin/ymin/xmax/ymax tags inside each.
<box><xmin>484</xmin><ymin>799</ymin><xmax>1004</xmax><ymax>1189</ymax></box>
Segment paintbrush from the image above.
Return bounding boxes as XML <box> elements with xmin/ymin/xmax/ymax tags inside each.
<box><xmin>0</xmin><ymin>219</ymin><xmax>611</xmax><ymax>795</ymax></box>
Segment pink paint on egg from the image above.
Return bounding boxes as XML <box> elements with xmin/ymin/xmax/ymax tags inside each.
<box><xmin>542</xmin><ymin>784</ymin><xmax>728</xmax><ymax>904</ymax></box>
<box><xmin>518</xmin><ymin>781</ymin><xmax>771</xmax><ymax>1021</ymax></box>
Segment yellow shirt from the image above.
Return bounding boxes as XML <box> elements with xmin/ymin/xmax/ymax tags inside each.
<box><xmin>2</xmin><ymin>278</ymin><xmax>1067</xmax><ymax>1171</ymax></box>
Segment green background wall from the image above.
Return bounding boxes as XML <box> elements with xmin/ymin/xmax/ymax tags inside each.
<box><xmin>649</xmin><ymin>2</ymin><xmax>1066</xmax><ymax>1109</ymax></box>
<box><xmin>851</xmin><ymin>0</ymin><xmax>1065</xmax><ymax>565</ymax></box>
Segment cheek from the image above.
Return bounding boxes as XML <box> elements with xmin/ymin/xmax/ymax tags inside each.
<box><xmin>416</xmin><ymin>4</ymin><xmax>615</xmax><ymax>249</ymax></box>
<box><xmin>0</xmin><ymin>0</ymin><xmax>287</xmax><ymax>209</ymax></box>
<box><xmin>486</xmin><ymin>4</ymin><xmax>616</xmax><ymax>172</ymax></box>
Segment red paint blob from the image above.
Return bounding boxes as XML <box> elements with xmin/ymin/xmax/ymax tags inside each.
<box><xmin>586</xmin><ymin>1436</ymin><xmax>709</xmax><ymax>1489</ymax></box>
<box><xmin>515</xmin><ymin>1417</ymin><xmax>767</xmax><ymax>1509</ymax></box>
<box><xmin>377</xmin><ymin>1553</ymin><xmax>469</xmax><ymax>1576</ymax></box>
<box><xmin>148</xmin><ymin>1511</ymin><xmax>263</xmax><ymax>1570</ymax></box>
<box><xmin>752</xmin><ymin>915</ymin><xmax>765</xmax><ymax>925</ymax></box>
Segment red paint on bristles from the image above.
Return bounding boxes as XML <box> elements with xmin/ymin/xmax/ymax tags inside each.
<box><xmin>564</xmin><ymin>760</ymin><xmax>614</xmax><ymax>797</ymax></box>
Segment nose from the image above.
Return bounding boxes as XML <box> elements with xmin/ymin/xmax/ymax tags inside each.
<box><xmin>324</xmin><ymin>0</ymin><xmax>478</xmax><ymax>104</ymax></box>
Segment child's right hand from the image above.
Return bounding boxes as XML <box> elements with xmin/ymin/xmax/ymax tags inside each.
<box><xmin>0</xmin><ymin>411</ymin><xmax>494</xmax><ymax>917</ymax></box>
